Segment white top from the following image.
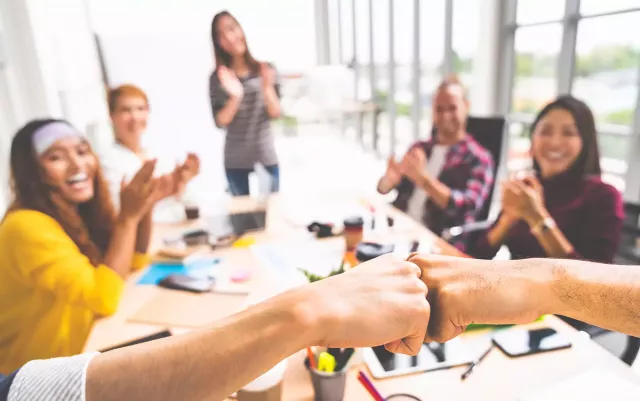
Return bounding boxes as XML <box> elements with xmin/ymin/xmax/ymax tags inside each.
<box><xmin>406</xmin><ymin>144</ymin><xmax>450</xmax><ymax>223</ymax></box>
<box><xmin>100</xmin><ymin>143</ymin><xmax>189</xmax><ymax>222</ymax></box>
<box><xmin>8</xmin><ymin>352</ymin><xmax>98</xmax><ymax>401</ymax></box>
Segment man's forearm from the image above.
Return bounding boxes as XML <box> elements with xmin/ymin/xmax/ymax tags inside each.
<box><xmin>86</xmin><ymin>290</ymin><xmax>315</xmax><ymax>401</ymax></box>
<box><xmin>529</xmin><ymin>258</ymin><xmax>640</xmax><ymax>337</ymax></box>
<box><xmin>419</xmin><ymin>174</ymin><xmax>451</xmax><ymax>209</ymax></box>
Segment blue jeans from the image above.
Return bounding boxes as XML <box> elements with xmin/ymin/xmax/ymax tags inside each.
<box><xmin>225</xmin><ymin>164</ymin><xmax>280</xmax><ymax>196</ymax></box>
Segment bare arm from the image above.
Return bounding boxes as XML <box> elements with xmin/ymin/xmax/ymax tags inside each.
<box><xmin>547</xmin><ymin>258</ymin><xmax>640</xmax><ymax>336</ymax></box>
<box><xmin>410</xmin><ymin>254</ymin><xmax>640</xmax><ymax>343</ymax></box>
<box><xmin>134</xmin><ymin>212</ymin><xmax>152</xmax><ymax>254</ymax></box>
<box><xmin>102</xmin><ymin>216</ymin><xmax>139</xmax><ymax>278</ymax></box>
<box><xmin>85</xmin><ymin>254</ymin><xmax>430</xmax><ymax>401</ymax></box>
<box><xmin>486</xmin><ymin>214</ymin><xmax>517</xmax><ymax>248</ymax></box>
<box><xmin>87</xmin><ymin>292</ymin><xmax>309</xmax><ymax>401</ymax></box>
<box><xmin>416</xmin><ymin>174</ymin><xmax>451</xmax><ymax>209</ymax></box>
<box><xmin>215</xmin><ymin>95</ymin><xmax>242</xmax><ymax>127</ymax></box>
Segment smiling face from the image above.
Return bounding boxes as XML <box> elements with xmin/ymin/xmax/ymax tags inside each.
<box><xmin>38</xmin><ymin>136</ymin><xmax>98</xmax><ymax>204</ymax></box>
<box><xmin>110</xmin><ymin>94</ymin><xmax>149</xmax><ymax>148</ymax></box>
<box><xmin>531</xmin><ymin>108</ymin><xmax>584</xmax><ymax>179</ymax></box>
<box><xmin>433</xmin><ymin>84</ymin><xmax>469</xmax><ymax>142</ymax></box>
<box><xmin>216</xmin><ymin>14</ymin><xmax>247</xmax><ymax>57</ymax></box>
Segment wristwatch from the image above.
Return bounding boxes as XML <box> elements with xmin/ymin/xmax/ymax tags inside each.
<box><xmin>530</xmin><ymin>217</ymin><xmax>556</xmax><ymax>236</ymax></box>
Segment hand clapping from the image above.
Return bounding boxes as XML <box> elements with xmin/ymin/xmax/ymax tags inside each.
<box><xmin>501</xmin><ymin>175</ymin><xmax>546</xmax><ymax>225</ymax></box>
<box><xmin>401</xmin><ymin>147</ymin><xmax>428</xmax><ymax>185</ymax></box>
<box><xmin>218</xmin><ymin>66</ymin><xmax>244</xmax><ymax>99</ymax></box>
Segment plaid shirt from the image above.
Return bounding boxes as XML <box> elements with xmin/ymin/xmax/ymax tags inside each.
<box><xmin>393</xmin><ymin>135</ymin><xmax>495</xmax><ymax>251</ymax></box>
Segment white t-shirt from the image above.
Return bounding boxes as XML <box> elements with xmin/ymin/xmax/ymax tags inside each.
<box><xmin>100</xmin><ymin>143</ymin><xmax>189</xmax><ymax>222</ymax></box>
<box><xmin>406</xmin><ymin>144</ymin><xmax>450</xmax><ymax>223</ymax></box>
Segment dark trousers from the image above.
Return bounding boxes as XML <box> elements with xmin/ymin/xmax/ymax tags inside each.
<box><xmin>225</xmin><ymin>164</ymin><xmax>280</xmax><ymax>196</ymax></box>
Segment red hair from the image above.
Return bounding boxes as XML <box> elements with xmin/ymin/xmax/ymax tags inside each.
<box><xmin>107</xmin><ymin>84</ymin><xmax>149</xmax><ymax>113</ymax></box>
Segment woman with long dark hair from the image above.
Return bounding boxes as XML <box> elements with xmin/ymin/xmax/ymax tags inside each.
<box><xmin>209</xmin><ymin>11</ymin><xmax>282</xmax><ymax>196</ymax></box>
<box><xmin>469</xmin><ymin>95</ymin><xmax>623</xmax><ymax>263</ymax></box>
<box><xmin>0</xmin><ymin>119</ymin><xmax>174</xmax><ymax>374</ymax></box>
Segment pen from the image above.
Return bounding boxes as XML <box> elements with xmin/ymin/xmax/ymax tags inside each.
<box><xmin>306</xmin><ymin>347</ymin><xmax>317</xmax><ymax>370</ymax></box>
<box><xmin>460</xmin><ymin>344</ymin><xmax>493</xmax><ymax>381</ymax></box>
<box><xmin>358</xmin><ymin>371</ymin><xmax>385</xmax><ymax>401</ymax></box>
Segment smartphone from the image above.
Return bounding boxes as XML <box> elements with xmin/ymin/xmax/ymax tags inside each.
<box><xmin>492</xmin><ymin>327</ymin><xmax>572</xmax><ymax>358</ymax></box>
<box><xmin>363</xmin><ymin>335</ymin><xmax>492</xmax><ymax>379</ymax></box>
<box><xmin>158</xmin><ymin>274</ymin><xmax>215</xmax><ymax>293</ymax></box>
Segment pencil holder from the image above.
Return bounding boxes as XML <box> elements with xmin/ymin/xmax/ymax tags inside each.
<box><xmin>305</xmin><ymin>358</ymin><xmax>347</xmax><ymax>401</ymax></box>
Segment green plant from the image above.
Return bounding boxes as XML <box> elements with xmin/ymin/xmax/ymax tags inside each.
<box><xmin>298</xmin><ymin>263</ymin><xmax>345</xmax><ymax>283</ymax></box>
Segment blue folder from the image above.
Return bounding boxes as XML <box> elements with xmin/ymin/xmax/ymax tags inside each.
<box><xmin>137</xmin><ymin>257</ymin><xmax>221</xmax><ymax>285</ymax></box>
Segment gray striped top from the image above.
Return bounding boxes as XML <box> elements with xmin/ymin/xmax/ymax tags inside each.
<box><xmin>209</xmin><ymin>65</ymin><xmax>280</xmax><ymax>169</ymax></box>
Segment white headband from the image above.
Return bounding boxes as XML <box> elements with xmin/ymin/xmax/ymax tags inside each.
<box><xmin>32</xmin><ymin>122</ymin><xmax>86</xmax><ymax>155</ymax></box>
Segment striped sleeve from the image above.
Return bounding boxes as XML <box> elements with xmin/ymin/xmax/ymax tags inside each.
<box><xmin>209</xmin><ymin>70</ymin><xmax>229</xmax><ymax>128</ymax></box>
<box><xmin>446</xmin><ymin>149</ymin><xmax>494</xmax><ymax>220</ymax></box>
<box><xmin>8</xmin><ymin>353</ymin><xmax>99</xmax><ymax>401</ymax></box>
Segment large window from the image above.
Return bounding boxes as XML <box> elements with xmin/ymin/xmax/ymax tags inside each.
<box><xmin>512</xmin><ymin>24</ymin><xmax>562</xmax><ymax>115</ymax></box>
<box><xmin>505</xmin><ymin>1</ymin><xmax>640</xmax><ymax>192</ymax></box>
<box><xmin>452</xmin><ymin>0</ymin><xmax>478</xmax><ymax>94</ymax></box>
<box><xmin>419</xmin><ymin>0</ymin><xmax>445</xmax><ymax>140</ymax></box>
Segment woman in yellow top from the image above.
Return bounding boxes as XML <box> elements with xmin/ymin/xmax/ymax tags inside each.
<box><xmin>0</xmin><ymin>119</ymin><xmax>188</xmax><ymax>374</ymax></box>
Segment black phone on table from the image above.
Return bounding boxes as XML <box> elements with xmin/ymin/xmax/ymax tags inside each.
<box><xmin>492</xmin><ymin>327</ymin><xmax>572</xmax><ymax>357</ymax></box>
<box><xmin>158</xmin><ymin>274</ymin><xmax>215</xmax><ymax>293</ymax></box>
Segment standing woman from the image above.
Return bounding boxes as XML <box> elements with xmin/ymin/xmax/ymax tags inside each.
<box><xmin>209</xmin><ymin>11</ymin><xmax>282</xmax><ymax>196</ymax></box>
<box><xmin>0</xmin><ymin>119</ymin><xmax>173</xmax><ymax>374</ymax></box>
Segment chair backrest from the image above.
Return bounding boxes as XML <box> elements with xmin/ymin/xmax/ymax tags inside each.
<box><xmin>432</xmin><ymin>116</ymin><xmax>506</xmax><ymax>222</ymax></box>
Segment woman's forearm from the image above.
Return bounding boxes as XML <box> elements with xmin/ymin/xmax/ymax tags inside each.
<box><xmin>263</xmin><ymin>85</ymin><xmax>281</xmax><ymax>118</ymax></box>
<box><xmin>135</xmin><ymin>212</ymin><xmax>152</xmax><ymax>254</ymax></box>
<box><xmin>215</xmin><ymin>95</ymin><xmax>242</xmax><ymax>127</ymax></box>
<box><xmin>527</xmin><ymin>214</ymin><xmax>574</xmax><ymax>258</ymax></box>
<box><xmin>86</xmin><ymin>290</ymin><xmax>314</xmax><ymax>401</ymax></box>
<box><xmin>102</xmin><ymin>216</ymin><xmax>139</xmax><ymax>278</ymax></box>
<box><xmin>487</xmin><ymin>215</ymin><xmax>515</xmax><ymax>248</ymax></box>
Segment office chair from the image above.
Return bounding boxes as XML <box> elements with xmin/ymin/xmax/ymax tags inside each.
<box><xmin>438</xmin><ymin>116</ymin><xmax>506</xmax><ymax>250</ymax></box>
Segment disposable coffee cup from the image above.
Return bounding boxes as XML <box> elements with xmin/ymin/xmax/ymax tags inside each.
<box><xmin>237</xmin><ymin>360</ymin><xmax>287</xmax><ymax>401</ymax></box>
<box><xmin>305</xmin><ymin>358</ymin><xmax>347</xmax><ymax>401</ymax></box>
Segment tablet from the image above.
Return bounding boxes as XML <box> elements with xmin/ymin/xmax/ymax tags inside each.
<box><xmin>363</xmin><ymin>335</ymin><xmax>492</xmax><ymax>379</ymax></box>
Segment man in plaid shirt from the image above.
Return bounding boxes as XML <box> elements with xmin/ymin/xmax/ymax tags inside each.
<box><xmin>378</xmin><ymin>76</ymin><xmax>494</xmax><ymax>251</ymax></box>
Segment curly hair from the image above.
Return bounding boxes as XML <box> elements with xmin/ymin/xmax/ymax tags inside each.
<box><xmin>7</xmin><ymin>119</ymin><xmax>115</xmax><ymax>265</ymax></box>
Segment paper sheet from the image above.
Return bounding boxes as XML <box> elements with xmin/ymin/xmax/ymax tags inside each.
<box><xmin>520</xmin><ymin>369</ymin><xmax>640</xmax><ymax>401</ymax></box>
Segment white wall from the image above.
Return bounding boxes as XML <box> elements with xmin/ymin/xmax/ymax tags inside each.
<box><xmin>87</xmin><ymin>0</ymin><xmax>319</xmax><ymax>202</ymax></box>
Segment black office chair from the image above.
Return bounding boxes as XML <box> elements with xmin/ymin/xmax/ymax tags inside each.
<box><xmin>438</xmin><ymin>116</ymin><xmax>506</xmax><ymax>250</ymax></box>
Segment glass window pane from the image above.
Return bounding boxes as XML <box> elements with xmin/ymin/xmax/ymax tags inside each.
<box><xmin>328</xmin><ymin>0</ymin><xmax>342</xmax><ymax>64</ymax></box>
<box><xmin>452</xmin><ymin>0</ymin><xmax>478</xmax><ymax>92</ymax></box>
<box><xmin>339</xmin><ymin>0</ymin><xmax>354</xmax><ymax>64</ymax></box>
<box><xmin>393</xmin><ymin>0</ymin><xmax>416</xmax><ymax>153</ymax></box>
<box><xmin>512</xmin><ymin>24</ymin><xmax>562</xmax><ymax>114</ymax></box>
<box><xmin>573</xmin><ymin>12</ymin><xmax>640</xmax><ymax>129</ymax></box>
<box><xmin>419</xmin><ymin>0</ymin><xmax>445</xmax><ymax>143</ymax></box>
<box><xmin>581</xmin><ymin>0</ymin><xmax>640</xmax><ymax>16</ymax></box>
<box><xmin>354</xmin><ymin>0</ymin><xmax>370</xmax><ymax>65</ymax></box>
<box><xmin>517</xmin><ymin>0</ymin><xmax>565</xmax><ymax>25</ymax></box>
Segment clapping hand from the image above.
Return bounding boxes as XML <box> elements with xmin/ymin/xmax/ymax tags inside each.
<box><xmin>502</xmin><ymin>176</ymin><xmax>546</xmax><ymax>225</ymax></box>
<box><xmin>172</xmin><ymin>153</ymin><xmax>200</xmax><ymax>195</ymax></box>
<box><xmin>218</xmin><ymin>66</ymin><xmax>244</xmax><ymax>99</ymax></box>
<box><xmin>401</xmin><ymin>147</ymin><xmax>428</xmax><ymax>186</ymax></box>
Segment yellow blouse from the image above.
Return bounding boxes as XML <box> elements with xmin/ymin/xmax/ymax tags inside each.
<box><xmin>0</xmin><ymin>209</ymin><xmax>149</xmax><ymax>374</ymax></box>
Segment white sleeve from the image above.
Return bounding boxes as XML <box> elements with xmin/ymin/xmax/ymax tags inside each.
<box><xmin>8</xmin><ymin>353</ymin><xmax>99</xmax><ymax>401</ymax></box>
<box><xmin>100</xmin><ymin>154</ymin><xmax>124</xmax><ymax>213</ymax></box>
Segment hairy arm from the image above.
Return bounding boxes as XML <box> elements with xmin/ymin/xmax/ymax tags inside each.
<box><xmin>544</xmin><ymin>258</ymin><xmax>640</xmax><ymax>336</ymax></box>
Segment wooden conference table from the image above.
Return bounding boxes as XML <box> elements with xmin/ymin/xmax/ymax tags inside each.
<box><xmin>85</xmin><ymin>194</ymin><xmax>640</xmax><ymax>400</ymax></box>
